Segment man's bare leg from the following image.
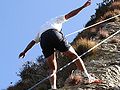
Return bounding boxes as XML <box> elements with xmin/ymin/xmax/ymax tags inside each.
<box><xmin>63</xmin><ymin>46</ymin><xmax>102</xmax><ymax>83</ymax></box>
<box><xmin>46</xmin><ymin>52</ymin><xmax>57</xmax><ymax>89</ymax></box>
<box><xmin>63</xmin><ymin>46</ymin><xmax>89</xmax><ymax>77</ymax></box>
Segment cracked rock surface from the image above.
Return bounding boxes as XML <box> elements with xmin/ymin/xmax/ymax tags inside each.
<box><xmin>58</xmin><ymin>22</ymin><xmax>120</xmax><ymax>90</ymax></box>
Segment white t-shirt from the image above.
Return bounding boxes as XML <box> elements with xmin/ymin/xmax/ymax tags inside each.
<box><xmin>34</xmin><ymin>15</ymin><xmax>68</xmax><ymax>43</ymax></box>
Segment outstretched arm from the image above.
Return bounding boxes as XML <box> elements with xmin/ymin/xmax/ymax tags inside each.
<box><xmin>19</xmin><ymin>40</ymin><xmax>36</xmax><ymax>58</ymax></box>
<box><xmin>65</xmin><ymin>0</ymin><xmax>91</xmax><ymax>20</ymax></box>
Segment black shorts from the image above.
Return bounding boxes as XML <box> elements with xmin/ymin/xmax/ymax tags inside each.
<box><xmin>40</xmin><ymin>29</ymin><xmax>70</xmax><ymax>58</ymax></box>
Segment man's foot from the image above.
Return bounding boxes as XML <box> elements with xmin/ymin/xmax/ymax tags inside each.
<box><xmin>83</xmin><ymin>73</ymin><xmax>103</xmax><ymax>84</ymax></box>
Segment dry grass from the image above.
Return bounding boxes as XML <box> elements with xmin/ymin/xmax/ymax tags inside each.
<box><xmin>103</xmin><ymin>9</ymin><xmax>120</xmax><ymax>21</ymax></box>
<box><xmin>92</xmin><ymin>1</ymin><xmax>120</xmax><ymax>23</ymax></box>
<box><xmin>96</xmin><ymin>9</ymin><xmax>120</xmax><ymax>23</ymax></box>
<box><xmin>72</xmin><ymin>38</ymin><xmax>97</xmax><ymax>58</ymax></box>
<box><xmin>111</xmin><ymin>1</ymin><xmax>120</xmax><ymax>10</ymax></box>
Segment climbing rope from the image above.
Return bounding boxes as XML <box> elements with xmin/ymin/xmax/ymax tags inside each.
<box><xmin>28</xmin><ymin>13</ymin><xmax>120</xmax><ymax>90</ymax></box>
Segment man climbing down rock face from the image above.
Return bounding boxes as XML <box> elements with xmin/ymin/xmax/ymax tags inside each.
<box><xmin>19</xmin><ymin>0</ymin><xmax>101</xmax><ymax>89</ymax></box>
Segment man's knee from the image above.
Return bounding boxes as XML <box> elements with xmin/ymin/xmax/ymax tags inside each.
<box><xmin>63</xmin><ymin>50</ymin><xmax>77</xmax><ymax>59</ymax></box>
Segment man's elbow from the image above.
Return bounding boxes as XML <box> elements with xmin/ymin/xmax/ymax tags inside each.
<box><xmin>31</xmin><ymin>40</ymin><xmax>36</xmax><ymax>45</ymax></box>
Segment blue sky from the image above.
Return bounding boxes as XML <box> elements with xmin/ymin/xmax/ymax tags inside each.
<box><xmin>0</xmin><ymin>0</ymin><xmax>102</xmax><ymax>89</ymax></box>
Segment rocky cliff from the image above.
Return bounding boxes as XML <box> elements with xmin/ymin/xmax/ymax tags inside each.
<box><xmin>58</xmin><ymin>22</ymin><xmax>120</xmax><ymax>90</ymax></box>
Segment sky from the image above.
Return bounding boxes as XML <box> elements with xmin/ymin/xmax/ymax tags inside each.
<box><xmin>0</xmin><ymin>0</ymin><xmax>102</xmax><ymax>89</ymax></box>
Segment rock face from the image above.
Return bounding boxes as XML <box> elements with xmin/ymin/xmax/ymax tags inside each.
<box><xmin>58</xmin><ymin>22</ymin><xmax>120</xmax><ymax>90</ymax></box>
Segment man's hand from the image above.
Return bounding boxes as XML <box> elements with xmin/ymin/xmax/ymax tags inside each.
<box><xmin>19</xmin><ymin>51</ymin><xmax>26</xmax><ymax>58</ymax></box>
<box><xmin>83</xmin><ymin>0</ymin><xmax>91</xmax><ymax>8</ymax></box>
<box><xmin>65</xmin><ymin>0</ymin><xmax>92</xmax><ymax>20</ymax></box>
<box><xmin>18</xmin><ymin>40</ymin><xmax>36</xmax><ymax>59</ymax></box>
